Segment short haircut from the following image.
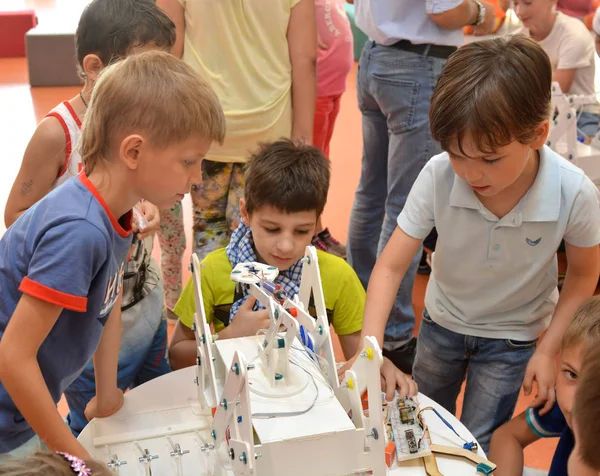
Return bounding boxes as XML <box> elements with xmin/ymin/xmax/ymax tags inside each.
<box><xmin>244</xmin><ymin>139</ymin><xmax>331</xmax><ymax>216</ymax></box>
<box><xmin>0</xmin><ymin>451</ymin><xmax>112</xmax><ymax>475</ymax></box>
<box><xmin>430</xmin><ymin>35</ymin><xmax>552</xmax><ymax>155</ymax></box>
<box><xmin>574</xmin><ymin>342</ymin><xmax>600</xmax><ymax>469</ymax></box>
<box><xmin>75</xmin><ymin>0</ymin><xmax>176</xmax><ymax>72</ymax></box>
<box><xmin>562</xmin><ymin>296</ymin><xmax>600</xmax><ymax>351</ymax></box>
<box><xmin>80</xmin><ymin>50</ymin><xmax>226</xmax><ymax>173</ymax></box>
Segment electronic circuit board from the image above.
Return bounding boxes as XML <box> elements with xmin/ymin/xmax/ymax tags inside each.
<box><xmin>384</xmin><ymin>396</ymin><xmax>432</xmax><ymax>462</ymax></box>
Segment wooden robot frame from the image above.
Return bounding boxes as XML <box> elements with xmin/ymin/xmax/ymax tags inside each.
<box><xmin>85</xmin><ymin>246</ymin><xmax>496</xmax><ymax>475</ymax></box>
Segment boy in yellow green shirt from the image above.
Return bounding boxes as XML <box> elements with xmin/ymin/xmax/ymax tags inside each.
<box><xmin>169</xmin><ymin>140</ymin><xmax>364</xmax><ymax>369</ymax></box>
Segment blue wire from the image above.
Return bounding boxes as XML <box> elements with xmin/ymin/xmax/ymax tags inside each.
<box><xmin>422</xmin><ymin>407</ymin><xmax>475</xmax><ymax>448</ymax></box>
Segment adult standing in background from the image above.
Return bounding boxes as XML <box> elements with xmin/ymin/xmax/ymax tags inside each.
<box><xmin>347</xmin><ymin>0</ymin><xmax>495</xmax><ymax>373</ymax></box>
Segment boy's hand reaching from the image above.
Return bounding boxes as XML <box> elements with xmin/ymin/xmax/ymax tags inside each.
<box><xmin>523</xmin><ymin>350</ymin><xmax>556</xmax><ymax>415</ymax></box>
<box><xmin>381</xmin><ymin>357</ymin><xmax>418</xmax><ymax>401</ymax></box>
<box><xmin>230</xmin><ymin>296</ymin><xmax>272</xmax><ymax>338</ymax></box>
<box><xmin>84</xmin><ymin>388</ymin><xmax>124</xmax><ymax>422</ymax></box>
<box><xmin>336</xmin><ymin>354</ymin><xmax>418</xmax><ymax>402</ymax></box>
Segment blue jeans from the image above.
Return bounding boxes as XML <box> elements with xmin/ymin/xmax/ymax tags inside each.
<box><xmin>577</xmin><ymin>111</ymin><xmax>600</xmax><ymax>139</ymax></box>
<box><xmin>348</xmin><ymin>41</ymin><xmax>446</xmax><ymax>348</ymax></box>
<box><xmin>64</xmin><ymin>284</ymin><xmax>171</xmax><ymax>437</ymax></box>
<box><xmin>414</xmin><ymin>310</ymin><xmax>537</xmax><ymax>453</ymax></box>
<box><xmin>0</xmin><ymin>435</ymin><xmax>47</xmax><ymax>461</ymax></box>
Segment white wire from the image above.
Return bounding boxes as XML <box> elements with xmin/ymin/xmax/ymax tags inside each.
<box><xmin>251</xmin><ymin>361</ymin><xmax>319</xmax><ymax>418</ymax></box>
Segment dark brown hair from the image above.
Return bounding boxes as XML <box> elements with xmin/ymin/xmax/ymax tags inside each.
<box><xmin>244</xmin><ymin>139</ymin><xmax>330</xmax><ymax>216</ymax></box>
<box><xmin>0</xmin><ymin>451</ymin><xmax>112</xmax><ymax>475</ymax></box>
<box><xmin>75</xmin><ymin>0</ymin><xmax>176</xmax><ymax>71</ymax></box>
<box><xmin>430</xmin><ymin>35</ymin><xmax>552</xmax><ymax>156</ymax></box>
<box><xmin>574</xmin><ymin>339</ymin><xmax>600</xmax><ymax>469</ymax></box>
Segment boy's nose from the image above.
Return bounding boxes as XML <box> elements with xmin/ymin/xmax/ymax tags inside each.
<box><xmin>190</xmin><ymin>161</ymin><xmax>203</xmax><ymax>184</ymax></box>
<box><xmin>464</xmin><ymin>166</ymin><xmax>484</xmax><ymax>183</ymax></box>
<box><xmin>277</xmin><ymin>238</ymin><xmax>294</xmax><ymax>253</ymax></box>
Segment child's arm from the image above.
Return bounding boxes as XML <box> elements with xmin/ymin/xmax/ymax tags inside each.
<box><xmin>287</xmin><ymin>0</ymin><xmax>317</xmax><ymax>144</ymax></box>
<box><xmin>156</xmin><ymin>0</ymin><xmax>185</xmax><ymax>59</ymax></box>
<box><xmin>169</xmin><ymin>320</ymin><xmax>198</xmax><ymax>370</ymax></box>
<box><xmin>361</xmin><ymin>227</ymin><xmax>422</xmax><ymax>350</ymax></box>
<box><xmin>488</xmin><ymin>412</ymin><xmax>540</xmax><ymax>476</ymax></box>
<box><xmin>85</xmin><ymin>292</ymin><xmax>124</xmax><ymax>422</ymax></box>
<box><xmin>338</xmin><ymin>332</ymin><xmax>362</xmax><ymax>360</ymax></box>
<box><xmin>553</xmin><ymin>69</ymin><xmax>576</xmax><ymax>95</ymax></box>
<box><xmin>524</xmin><ymin>243</ymin><xmax>600</xmax><ymax>414</ymax></box>
<box><xmin>0</xmin><ymin>295</ymin><xmax>91</xmax><ymax>459</ymax></box>
<box><xmin>4</xmin><ymin>118</ymin><xmax>66</xmax><ymax>227</ymax></box>
<box><xmin>169</xmin><ymin>297</ymin><xmax>272</xmax><ymax>370</ymax></box>
<box><xmin>360</xmin><ymin>228</ymin><xmax>422</xmax><ymax>399</ymax></box>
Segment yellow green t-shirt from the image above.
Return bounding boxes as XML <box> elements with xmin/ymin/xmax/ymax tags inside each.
<box><xmin>178</xmin><ymin>0</ymin><xmax>300</xmax><ymax>163</ymax></box>
<box><xmin>174</xmin><ymin>248</ymin><xmax>364</xmax><ymax>336</ymax></box>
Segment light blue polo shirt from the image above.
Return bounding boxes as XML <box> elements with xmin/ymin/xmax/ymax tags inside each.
<box><xmin>398</xmin><ymin>146</ymin><xmax>600</xmax><ymax>340</ymax></box>
<box><xmin>355</xmin><ymin>0</ymin><xmax>464</xmax><ymax>47</ymax></box>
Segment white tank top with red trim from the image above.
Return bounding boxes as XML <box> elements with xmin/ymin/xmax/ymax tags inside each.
<box><xmin>46</xmin><ymin>101</ymin><xmax>83</xmax><ymax>189</ymax></box>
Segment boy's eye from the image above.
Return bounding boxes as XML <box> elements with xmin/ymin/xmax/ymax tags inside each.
<box><xmin>184</xmin><ymin>159</ymin><xmax>197</xmax><ymax>166</ymax></box>
<box><xmin>296</xmin><ymin>230</ymin><xmax>311</xmax><ymax>235</ymax></box>
<box><xmin>563</xmin><ymin>370</ymin><xmax>578</xmax><ymax>380</ymax></box>
<box><xmin>264</xmin><ymin>228</ymin><xmax>279</xmax><ymax>234</ymax></box>
<box><xmin>484</xmin><ymin>158</ymin><xmax>500</xmax><ymax>164</ymax></box>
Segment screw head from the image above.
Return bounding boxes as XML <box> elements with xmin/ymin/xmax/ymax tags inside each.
<box><xmin>229</xmin><ymin>448</ymin><xmax>235</xmax><ymax>460</ymax></box>
<box><xmin>232</xmin><ymin>363</ymin><xmax>240</xmax><ymax>375</ymax></box>
<box><xmin>239</xmin><ymin>452</ymin><xmax>247</xmax><ymax>465</ymax></box>
<box><xmin>211</xmin><ymin>429</ymin><xmax>217</xmax><ymax>440</ymax></box>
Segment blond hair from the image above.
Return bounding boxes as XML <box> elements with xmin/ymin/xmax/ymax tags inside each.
<box><xmin>80</xmin><ymin>50</ymin><xmax>226</xmax><ymax>173</ymax></box>
<box><xmin>0</xmin><ymin>451</ymin><xmax>111</xmax><ymax>475</ymax></box>
<box><xmin>562</xmin><ymin>296</ymin><xmax>600</xmax><ymax>351</ymax></box>
<box><xmin>574</xmin><ymin>343</ymin><xmax>600</xmax><ymax>469</ymax></box>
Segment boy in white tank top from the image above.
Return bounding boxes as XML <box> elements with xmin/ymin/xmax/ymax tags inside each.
<box><xmin>3</xmin><ymin>0</ymin><xmax>178</xmax><ymax>437</ymax></box>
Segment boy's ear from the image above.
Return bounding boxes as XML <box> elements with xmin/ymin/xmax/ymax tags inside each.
<box><xmin>82</xmin><ymin>54</ymin><xmax>105</xmax><ymax>82</ymax></box>
<box><xmin>239</xmin><ymin>199</ymin><xmax>249</xmax><ymax>225</ymax></box>
<box><xmin>530</xmin><ymin>119</ymin><xmax>550</xmax><ymax>150</ymax></box>
<box><xmin>119</xmin><ymin>134</ymin><xmax>144</xmax><ymax>171</ymax></box>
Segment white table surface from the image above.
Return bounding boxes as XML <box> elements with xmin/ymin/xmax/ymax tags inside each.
<box><xmin>79</xmin><ymin>367</ymin><xmax>488</xmax><ymax>475</ymax></box>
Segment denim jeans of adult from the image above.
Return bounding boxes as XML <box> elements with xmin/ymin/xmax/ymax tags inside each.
<box><xmin>414</xmin><ymin>310</ymin><xmax>538</xmax><ymax>453</ymax></box>
<box><xmin>348</xmin><ymin>41</ymin><xmax>445</xmax><ymax>348</ymax></box>
<box><xmin>65</xmin><ymin>283</ymin><xmax>171</xmax><ymax>437</ymax></box>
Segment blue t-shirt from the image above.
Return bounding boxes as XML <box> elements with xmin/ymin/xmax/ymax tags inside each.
<box><xmin>526</xmin><ymin>403</ymin><xmax>574</xmax><ymax>476</ymax></box>
<box><xmin>0</xmin><ymin>173</ymin><xmax>132</xmax><ymax>452</ymax></box>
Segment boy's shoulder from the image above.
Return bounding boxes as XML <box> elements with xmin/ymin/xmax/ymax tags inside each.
<box><xmin>540</xmin><ymin>145</ymin><xmax>590</xmax><ymax>193</ymax></box>
<box><xmin>557</xmin><ymin>11</ymin><xmax>594</xmax><ymax>37</ymax></box>
<box><xmin>202</xmin><ymin>248</ymin><xmax>232</xmax><ymax>275</ymax></box>
<box><xmin>315</xmin><ymin>248</ymin><xmax>355</xmax><ymax>276</ymax></box>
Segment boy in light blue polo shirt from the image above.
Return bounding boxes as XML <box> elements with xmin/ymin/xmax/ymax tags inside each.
<box><xmin>357</xmin><ymin>35</ymin><xmax>600</xmax><ymax>452</ymax></box>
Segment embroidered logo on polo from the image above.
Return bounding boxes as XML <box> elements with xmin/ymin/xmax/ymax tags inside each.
<box><xmin>526</xmin><ymin>237</ymin><xmax>542</xmax><ymax>247</ymax></box>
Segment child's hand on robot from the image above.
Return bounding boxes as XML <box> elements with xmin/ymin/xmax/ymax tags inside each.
<box><xmin>380</xmin><ymin>357</ymin><xmax>418</xmax><ymax>402</ymax></box>
<box><xmin>84</xmin><ymin>388</ymin><xmax>124</xmax><ymax>422</ymax></box>
<box><xmin>132</xmin><ymin>201</ymin><xmax>160</xmax><ymax>240</ymax></box>
<box><xmin>230</xmin><ymin>296</ymin><xmax>272</xmax><ymax>338</ymax></box>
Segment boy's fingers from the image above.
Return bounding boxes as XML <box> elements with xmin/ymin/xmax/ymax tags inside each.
<box><xmin>408</xmin><ymin>379</ymin><xmax>419</xmax><ymax>398</ymax></box>
<box><xmin>522</xmin><ymin>368</ymin><xmax>534</xmax><ymax>396</ymax></box>
<box><xmin>242</xmin><ymin>296</ymin><xmax>257</xmax><ymax>309</ymax></box>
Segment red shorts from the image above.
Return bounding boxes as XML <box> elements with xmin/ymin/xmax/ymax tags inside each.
<box><xmin>313</xmin><ymin>94</ymin><xmax>342</xmax><ymax>157</ymax></box>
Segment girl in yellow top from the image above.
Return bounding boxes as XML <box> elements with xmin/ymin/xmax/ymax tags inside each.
<box><xmin>158</xmin><ymin>0</ymin><xmax>317</xmax><ymax>259</ymax></box>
